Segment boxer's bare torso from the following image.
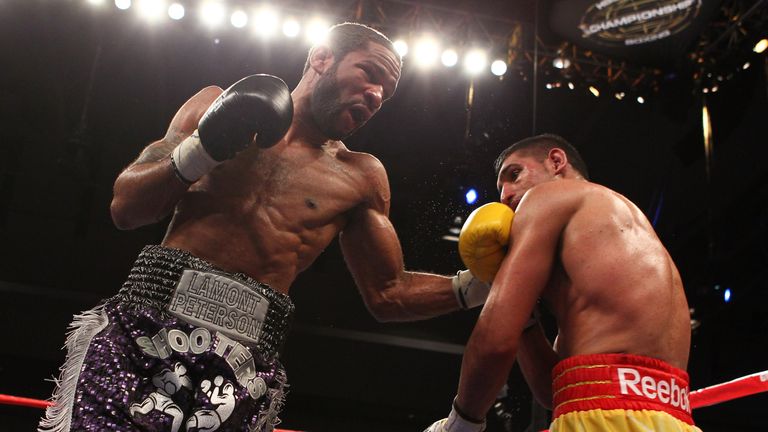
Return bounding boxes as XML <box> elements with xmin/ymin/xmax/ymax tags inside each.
<box><xmin>165</xmin><ymin>124</ymin><xmax>388</xmax><ymax>294</ymax></box>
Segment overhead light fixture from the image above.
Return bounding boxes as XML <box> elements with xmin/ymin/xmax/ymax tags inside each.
<box><xmin>464</xmin><ymin>49</ymin><xmax>488</xmax><ymax>75</ymax></box>
<box><xmin>553</xmin><ymin>57</ymin><xmax>571</xmax><ymax>69</ymax></box>
<box><xmin>252</xmin><ymin>6</ymin><xmax>279</xmax><ymax>38</ymax></box>
<box><xmin>413</xmin><ymin>36</ymin><xmax>440</xmax><ymax>69</ymax></box>
<box><xmin>393</xmin><ymin>39</ymin><xmax>409</xmax><ymax>57</ymax></box>
<box><xmin>490</xmin><ymin>60</ymin><xmax>507</xmax><ymax>76</ymax></box>
<box><xmin>441</xmin><ymin>49</ymin><xmax>458</xmax><ymax>67</ymax></box>
<box><xmin>115</xmin><ymin>0</ymin><xmax>131</xmax><ymax>10</ymax></box>
<box><xmin>305</xmin><ymin>19</ymin><xmax>330</xmax><ymax>45</ymax></box>
<box><xmin>199</xmin><ymin>1</ymin><xmax>226</xmax><ymax>28</ymax></box>
<box><xmin>754</xmin><ymin>38</ymin><xmax>768</xmax><ymax>54</ymax></box>
<box><xmin>282</xmin><ymin>18</ymin><xmax>301</xmax><ymax>38</ymax></box>
<box><xmin>230</xmin><ymin>10</ymin><xmax>247</xmax><ymax>28</ymax></box>
<box><xmin>167</xmin><ymin>2</ymin><xmax>184</xmax><ymax>20</ymax></box>
<box><xmin>137</xmin><ymin>0</ymin><xmax>166</xmax><ymax>21</ymax></box>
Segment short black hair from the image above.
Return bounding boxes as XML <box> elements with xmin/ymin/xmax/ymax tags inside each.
<box><xmin>303</xmin><ymin>22</ymin><xmax>401</xmax><ymax>74</ymax></box>
<box><xmin>494</xmin><ymin>134</ymin><xmax>590</xmax><ymax>180</ymax></box>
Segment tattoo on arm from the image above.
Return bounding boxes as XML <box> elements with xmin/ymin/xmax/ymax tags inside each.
<box><xmin>133</xmin><ymin>127</ymin><xmax>187</xmax><ymax>165</ymax></box>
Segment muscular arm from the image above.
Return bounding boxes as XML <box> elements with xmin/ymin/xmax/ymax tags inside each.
<box><xmin>110</xmin><ymin>86</ymin><xmax>222</xmax><ymax>230</ymax></box>
<box><xmin>455</xmin><ymin>184</ymin><xmax>576</xmax><ymax>420</ymax></box>
<box><xmin>339</xmin><ymin>162</ymin><xmax>460</xmax><ymax>322</ymax></box>
<box><xmin>517</xmin><ymin>324</ymin><xmax>559</xmax><ymax>409</ymax></box>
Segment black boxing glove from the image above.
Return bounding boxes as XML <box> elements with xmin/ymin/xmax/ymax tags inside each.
<box><xmin>171</xmin><ymin>74</ymin><xmax>293</xmax><ymax>183</ymax></box>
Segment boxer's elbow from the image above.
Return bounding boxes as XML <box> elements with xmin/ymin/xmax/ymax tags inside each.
<box><xmin>363</xmin><ymin>283</ymin><xmax>410</xmax><ymax>322</ymax></box>
<box><xmin>110</xmin><ymin>197</ymin><xmax>134</xmax><ymax>230</ymax></box>
<box><xmin>110</xmin><ymin>196</ymin><xmax>150</xmax><ymax>230</ymax></box>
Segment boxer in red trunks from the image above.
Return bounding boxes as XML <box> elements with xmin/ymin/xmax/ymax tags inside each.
<box><xmin>425</xmin><ymin>134</ymin><xmax>701</xmax><ymax>432</ymax></box>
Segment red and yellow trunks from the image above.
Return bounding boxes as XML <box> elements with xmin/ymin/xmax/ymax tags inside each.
<box><xmin>550</xmin><ymin>353</ymin><xmax>702</xmax><ymax>432</ymax></box>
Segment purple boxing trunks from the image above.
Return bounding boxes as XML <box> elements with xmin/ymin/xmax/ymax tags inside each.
<box><xmin>39</xmin><ymin>245</ymin><xmax>295</xmax><ymax>432</ymax></box>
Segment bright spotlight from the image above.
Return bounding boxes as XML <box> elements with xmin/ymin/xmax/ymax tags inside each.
<box><xmin>87</xmin><ymin>0</ymin><xmax>106</xmax><ymax>6</ymax></box>
<box><xmin>252</xmin><ymin>7</ymin><xmax>279</xmax><ymax>38</ymax></box>
<box><xmin>553</xmin><ymin>57</ymin><xmax>571</xmax><ymax>69</ymax></box>
<box><xmin>464</xmin><ymin>49</ymin><xmax>487</xmax><ymax>75</ymax></box>
<box><xmin>465</xmin><ymin>189</ymin><xmax>478</xmax><ymax>205</ymax></box>
<box><xmin>137</xmin><ymin>0</ymin><xmax>166</xmax><ymax>21</ymax></box>
<box><xmin>168</xmin><ymin>3</ymin><xmax>184</xmax><ymax>20</ymax></box>
<box><xmin>637</xmin><ymin>96</ymin><xmax>645</xmax><ymax>104</ymax></box>
<box><xmin>115</xmin><ymin>0</ymin><xmax>131</xmax><ymax>10</ymax></box>
<box><xmin>615</xmin><ymin>91</ymin><xmax>625</xmax><ymax>100</ymax></box>
<box><xmin>724</xmin><ymin>288</ymin><xmax>732</xmax><ymax>303</ymax></box>
<box><xmin>490</xmin><ymin>60</ymin><xmax>507</xmax><ymax>76</ymax></box>
<box><xmin>229</xmin><ymin>10</ymin><xmax>247</xmax><ymax>28</ymax></box>
<box><xmin>567</xmin><ymin>82</ymin><xmax>575</xmax><ymax>90</ymax></box>
<box><xmin>305</xmin><ymin>19</ymin><xmax>330</xmax><ymax>45</ymax></box>
<box><xmin>199</xmin><ymin>1</ymin><xmax>226</xmax><ymax>28</ymax></box>
<box><xmin>393</xmin><ymin>39</ymin><xmax>409</xmax><ymax>57</ymax></box>
<box><xmin>413</xmin><ymin>37</ymin><xmax>439</xmax><ymax>68</ymax></box>
<box><xmin>441</xmin><ymin>49</ymin><xmax>458</xmax><ymax>67</ymax></box>
<box><xmin>589</xmin><ymin>86</ymin><xmax>600</xmax><ymax>97</ymax></box>
<box><xmin>282</xmin><ymin>18</ymin><xmax>301</xmax><ymax>38</ymax></box>
<box><xmin>754</xmin><ymin>38</ymin><xmax>768</xmax><ymax>54</ymax></box>
<box><xmin>743</xmin><ymin>62</ymin><xmax>751</xmax><ymax>70</ymax></box>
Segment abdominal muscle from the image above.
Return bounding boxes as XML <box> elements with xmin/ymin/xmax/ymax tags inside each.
<box><xmin>162</xmin><ymin>188</ymin><xmax>347</xmax><ymax>294</ymax></box>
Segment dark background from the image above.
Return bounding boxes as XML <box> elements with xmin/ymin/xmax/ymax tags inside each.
<box><xmin>1</xmin><ymin>0</ymin><xmax>767</xmax><ymax>431</ymax></box>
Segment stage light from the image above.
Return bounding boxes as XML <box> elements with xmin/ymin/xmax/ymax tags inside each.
<box><xmin>305</xmin><ymin>19</ymin><xmax>330</xmax><ymax>45</ymax></box>
<box><xmin>464</xmin><ymin>49</ymin><xmax>487</xmax><ymax>75</ymax></box>
<box><xmin>282</xmin><ymin>18</ymin><xmax>300</xmax><ymax>38</ymax></box>
<box><xmin>637</xmin><ymin>96</ymin><xmax>645</xmax><ymax>104</ymax></box>
<box><xmin>168</xmin><ymin>3</ymin><xmax>184</xmax><ymax>20</ymax></box>
<box><xmin>441</xmin><ymin>49</ymin><xmax>458</xmax><ymax>67</ymax></box>
<box><xmin>754</xmin><ymin>38</ymin><xmax>768</xmax><ymax>54</ymax></box>
<box><xmin>743</xmin><ymin>62</ymin><xmax>751</xmax><ymax>70</ymax></box>
<box><xmin>553</xmin><ymin>57</ymin><xmax>570</xmax><ymax>69</ymax></box>
<box><xmin>615</xmin><ymin>91</ymin><xmax>625</xmax><ymax>100</ymax></box>
<box><xmin>724</xmin><ymin>288</ymin><xmax>732</xmax><ymax>303</ymax></box>
<box><xmin>252</xmin><ymin>6</ymin><xmax>278</xmax><ymax>38</ymax></box>
<box><xmin>137</xmin><ymin>0</ymin><xmax>166</xmax><ymax>21</ymax></box>
<box><xmin>465</xmin><ymin>189</ymin><xmax>478</xmax><ymax>205</ymax></box>
<box><xmin>199</xmin><ymin>1</ymin><xmax>226</xmax><ymax>28</ymax></box>
<box><xmin>702</xmin><ymin>87</ymin><xmax>709</xmax><ymax>94</ymax></box>
<box><xmin>711</xmin><ymin>85</ymin><xmax>719</xmax><ymax>93</ymax></box>
<box><xmin>567</xmin><ymin>82</ymin><xmax>575</xmax><ymax>90</ymax></box>
<box><xmin>115</xmin><ymin>0</ymin><xmax>131</xmax><ymax>10</ymax></box>
<box><xmin>230</xmin><ymin>10</ymin><xmax>247</xmax><ymax>28</ymax></box>
<box><xmin>589</xmin><ymin>86</ymin><xmax>600</xmax><ymax>97</ymax></box>
<box><xmin>490</xmin><ymin>60</ymin><xmax>507</xmax><ymax>76</ymax></box>
<box><xmin>413</xmin><ymin>36</ymin><xmax>439</xmax><ymax>69</ymax></box>
<box><xmin>87</xmin><ymin>0</ymin><xmax>106</xmax><ymax>6</ymax></box>
<box><xmin>545</xmin><ymin>83</ymin><xmax>553</xmax><ymax>89</ymax></box>
<box><xmin>393</xmin><ymin>39</ymin><xmax>409</xmax><ymax>57</ymax></box>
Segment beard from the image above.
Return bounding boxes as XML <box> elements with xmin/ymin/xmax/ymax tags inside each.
<box><xmin>310</xmin><ymin>65</ymin><xmax>354</xmax><ymax>140</ymax></box>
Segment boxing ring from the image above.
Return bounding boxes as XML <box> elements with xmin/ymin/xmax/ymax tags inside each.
<box><xmin>2</xmin><ymin>369</ymin><xmax>766</xmax><ymax>430</ymax></box>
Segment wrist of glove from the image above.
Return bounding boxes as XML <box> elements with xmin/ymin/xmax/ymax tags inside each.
<box><xmin>451</xmin><ymin>270</ymin><xmax>491</xmax><ymax>309</ymax></box>
<box><xmin>423</xmin><ymin>400</ymin><xmax>486</xmax><ymax>432</ymax></box>
<box><xmin>170</xmin><ymin>130</ymin><xmax>222</xmax><ymax>184</ymax></box>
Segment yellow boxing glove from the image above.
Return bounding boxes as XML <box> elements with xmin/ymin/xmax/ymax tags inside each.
<box><xmin>458</xmin><ymin>202</ymin><xmax>515</xmax><ymax>283</ymax></box>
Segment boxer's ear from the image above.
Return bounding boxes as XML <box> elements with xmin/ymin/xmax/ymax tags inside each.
<box><xmin>548</xmin><ymin>148</ymin><xmax>568</xmax><ymax>176</ymax></box>
<box><xmin>308</xmin><ymin>45</ymin><xmax>334</xmax><ymax>75</ymax></box>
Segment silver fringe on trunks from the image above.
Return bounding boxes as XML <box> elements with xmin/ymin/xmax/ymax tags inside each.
<box><xmin>38</xmin><ymin>305</ymin><xmax>109</xmax><ymax>432</ymax></box>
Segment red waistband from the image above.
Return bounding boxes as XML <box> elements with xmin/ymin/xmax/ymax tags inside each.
<box><xmin>551</xmin><ymin>353</ymin><xmax>693</xmax><ymax>425</ymax></box>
